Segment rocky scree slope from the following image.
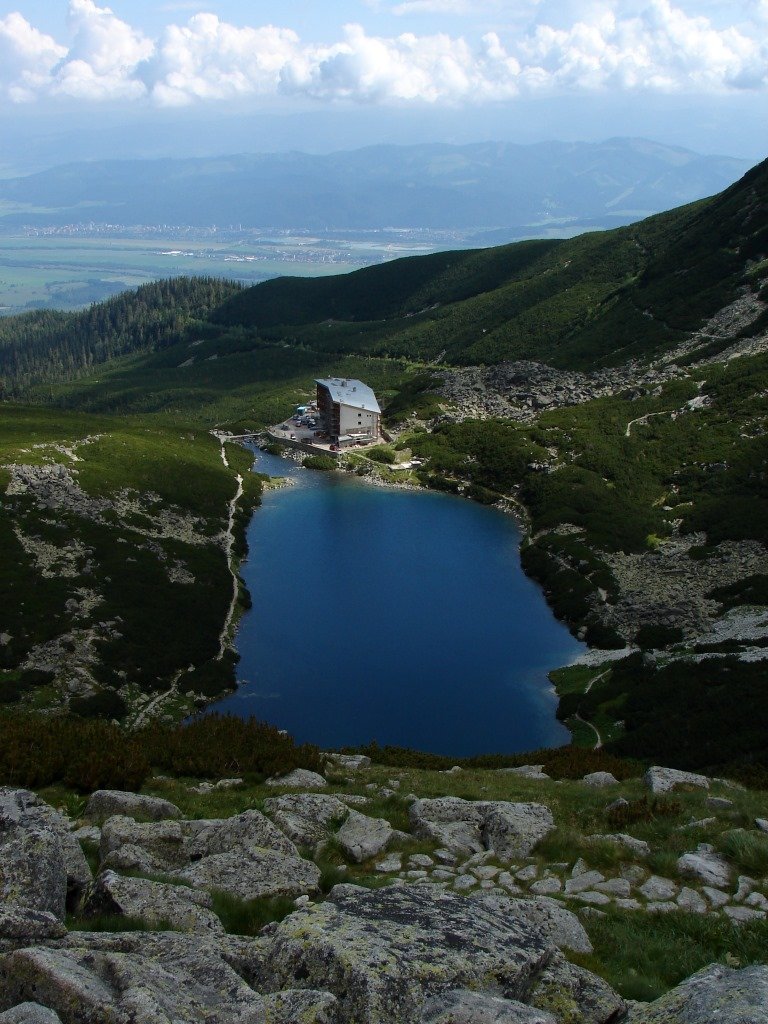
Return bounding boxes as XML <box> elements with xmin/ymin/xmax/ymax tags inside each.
<box><xmin>2</xmin><ymin>755</ymin><xmax>768</xmax><ymax>1022</ymax></box>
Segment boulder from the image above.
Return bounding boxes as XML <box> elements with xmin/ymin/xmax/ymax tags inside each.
<box><xmin>325</xmin><ymin>754</ymin><xmax>372</xmax><ymax>770</ymax></box>
<box><xmin>588</xmin><ymin>833</ymin><xmax>650</xmax><ymax>857</ymax></box>
<box><xmin>84</xmin><ymin>790</ymin><xmax>182</xmax><ymax>824</ymax></box>
<box><xmin>336</xmin><ymin>810</ymin><xmax>394</xmax><ymax>863</ymax></box>
<box><xmin>0</xmin><ymin>932</ymin><xmax>267</xmax><ymax>1024</ymax></box>
<box><xmin>0</xmin><ymin>909</ymin><xmax>67</xmax><ymax>944</ymax></box>
<box><xmin>502</xmin><ymin>896</ymin><xmax>593</xmax><ymax>955</ymax></box>
<box><xmin>421</xmin><ymin>990</ymin><xmax>556</xmax><ymax>1022</ymax></box>
<box><xmin>564</xmin><ymin>871</ymin><xmax>605</xmax><ymax>896</ymax></box>
<box><xmin>264</xmin><ymin>794</ymin><xmax>350</xmax><ymax>849</ymax></box>
<box><xmin>644</xmin><ymin>767</ymin><xmax>710</xmax><ymax>795</ymax></box>
<box><xmin>409</xmin><ymin>798</ymin><xmax>554</xmax><ymax>859</ymax></box>
<box><xmin>501</xmin><ymin>766</ymin><xmax>551</xmax><ymax>781</ymax></box>
<box><xmin>261</xmin><ymin>989</ymin><xmax>340</xmax><ymax>1023</ymax></box>
<box><xmin>257</xmin><ymin>885</ymin><xmax>553</xmax><ymax>1023</ymax></box>
<box><xmin>0</xmin><ymin>1006</ymin><xmax>63</xmax><ymax>1024</ymax></box>
<box><xmin>627</xmin><ymin>962</ymin><xmax>768</xmax><ymax>1023</ymax></box>
<box><xmin>187</xmin><ymin>809</ymin><xmax>298</xmax><ymax>860</ymax></box>
<box><xmin>177</xmin><ymin>849</ymin><xmax>321</xmax><ymax>902</ymax></box>
<box><xmin>639</xmin><ymin>876</ymin><xmax>679</xmax><ymax>901</ymax></box>
<box><xmin>409</xmin><ymin>798</ymin><xmax>485</xmax><ymax>856</ymax></box>
<box><xmin>266</xmin><ymin>769</ymin><xmax>328</xmax><ymax>789</ymax></box>
<box><xmin>677</xmin><ymin>845</ymin><xmax>731</xmax><ymax>889</ymax></box>
<box><xmin>0</xmin><ymin>828</ymin><xmax>66</xmax><ymax>922</ymax></box>
<box><xmin>0</xmin><ymin>789</ymin><xmax>91</xmax><ymax>905</ymax></box>
<box><xmin>82</xmin><ymin>870</ymin><xmax>224</xmax><ymax>934</ymax></box>
<box><xmin>582</xmin><ymin>773</ymin><xmax>619</xmax><ymax>787</ymax></box>
<box><xmin>482</xmin><ymin>804</ymin><xmax>555</xmax><ymax>860</ymax></box>
<box><xmin>528</xmin><ymin>951</ymin><xmax>626</xmax><ymax>1023</ymax></box>
<box><xmin>100</xmin><ymin>816</ymin><xmax>188</xmax><ymax>872</ymax></box>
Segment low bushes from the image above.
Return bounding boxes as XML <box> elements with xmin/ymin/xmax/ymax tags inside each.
<box><xmin>303</xmin><ymin>455</ymin><xmax>336</xmax><ymax>471</ymax></box>
<box><xmin>0</xmin><ymin>712</ymin><xmax>322</xmax><ymax>792</ymax></box>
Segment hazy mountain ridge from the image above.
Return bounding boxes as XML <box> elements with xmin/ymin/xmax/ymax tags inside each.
<box><xmin>0</xmin><ymin>138</ymin><xmax>751</xmax><ymax>235</ymax></box>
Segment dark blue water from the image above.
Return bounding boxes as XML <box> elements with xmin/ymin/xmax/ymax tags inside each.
<box><xmin>212</xmin><ymin>449</ymin><xmax>582</xmax><ymax>756</ymax></box>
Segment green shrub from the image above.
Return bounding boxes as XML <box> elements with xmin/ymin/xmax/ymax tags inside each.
<box><xmin>607</xmin><ymin>796</ymin><xmax>682</xmax><ymax>828</ymax></box>
<box><xmin>70</xmin><ymin>689</ymin><xmax>128</xmax><ymax>721</ymax></box>
<box><xmin>140</xmin><ymin>713</ymin><xmax>322</xmax><ymax>780</ymax></box>
<box><xmin>366</xmin><ymin>445</ymin><xmax>397</xmax><ymax>464</ymax></box>
<box><xmin>0</xmin><ymin>714</ymin><xmax>149</xmax><ymax>792</ymax></box>
<box><xmin>635</xmin><ymin>624</ymin><xmax>684</xmax><ymax>649</ymax></box>
<box><xmin>303</xmin><ymin>455</ymin><xmax>336</xmax><ymax>471</ymax></box>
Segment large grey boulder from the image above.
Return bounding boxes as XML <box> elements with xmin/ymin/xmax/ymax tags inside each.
<box><xmin>261</xmin><ymin>990</ymin><xmax>340</xmax><ymax>1023</ymax></box>
<box><xmin>266</xmin><ymin>769</ymin><xmax>328</xmax><ymax>789</ymax></box>
<box><xmin>409</xmin><ymin>798</ymin><xmax>554</xmax><ymax>859</ymax></box>
<box><xmin>264</xmin><ymin>794</ymin><xmax>350</xmax><ymax>849</ymax></box>
<box><xmin>677</xmin><ymin>845</ymin><xmax>732</xmax><ymax>889</ymax></box>
<box><xmin>421</xmin><ymin>990</ymin><xmax>556</xmax><ymax>1022</ymax></box>
<box><xmin>336</xmin><ymin>810</ymin><xmax>394</xmax><ymax>863</ymax></box>
<box><xmin>187</xmin><ymin>809</ymin><xmax>298</xmax><ymax>859</ymax></box>
<box><xmin>0</xmin><ymin>932</ymin><xmax>268</xmax><ymax>1023</ymax></box>
<box><xmin>644</xmin><ymin>767</ymin><xmax>710</xmax><ymax>795</ymax></box>
<box><xmin>528</xmin><ymin>952</ymin><xmax>626</xmax><ymax>1023</ymax></box>
<box><xmin>0</xmin><ymin>828</ymin><xmax>66</xmax><ymax>922</ymax></box>
<box><xmin>582</xmin><ymin>773</ymin><xmax>619</xmax><ymax>787</ymax></box>
<box><xmin>82</xmin><ymin>870</ymin><xmax>224</xmax><ymax>934</ymax></box>
<box><xmin>100</xmin><ymin>816</ymin><xmax>189</xmax><ymax>872</ymax></box>
<box><xmin>0</xmin><ymin>789</ymin><xmax>91</xmax><ymax>906</ymax></box>
<box><xmin>325</xmin><ymin>753</ymin><xmax>371</xmax><ymax>770</ymax></box>
<box><xmin>0</xmin><ymin>1005</ymin><xmax>63</xmax><ymax>1024</ymax></box>
<box><xmin>257</xmin><ymin>884</ymin><xmax>554</xmax><ymax>1023</ymax></box>
<box><xmin>0</xmin><ymin>909</ymin><xmax>66</xmax><ymax>945</ymax></box>
<box><xmin>502</xmin><ymin>896</ymin><xmax>593</xmax><ymax>955</ymax></box>
<box><xmin>84</xmin><ymin>790</ymin><xmax>182</xmax><ymax>824</ymax></box>
<box><xmin>178</xmin><ymin>848</ymin><xmax>321</xmax><ymax>902</ymax></box>
<box><xmin>627</xmin><ymin>962</ymin><xmax>768</xmax><ymax>1022</ymax></box>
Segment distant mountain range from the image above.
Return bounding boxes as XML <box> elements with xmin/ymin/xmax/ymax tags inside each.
<box><xmin>0</xmin><ymin>138</ymin><xmax>752</xmax><ymax>239</ymax></box>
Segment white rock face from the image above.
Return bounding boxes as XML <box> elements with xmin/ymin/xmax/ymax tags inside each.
<box><xmin>644</xmin><ymin>766</ymin><xmax>710</xmax><ymax>795</ymax></box>
<box><xmin>84</xmin><ymin>790</ymin><xmax>182</xmax><ymax>824</ymax></box>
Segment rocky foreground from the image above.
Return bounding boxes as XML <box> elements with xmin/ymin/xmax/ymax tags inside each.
<box><xmin>1</xmin><ymin>758</ymin><xmax>767</xmax><ymax>1023</ymax></box>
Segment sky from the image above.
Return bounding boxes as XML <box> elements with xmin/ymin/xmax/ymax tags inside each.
<box><xmin>0</xmin><ymin>0</ymin><xmax>765</xmax><ymax>163</ymax></box>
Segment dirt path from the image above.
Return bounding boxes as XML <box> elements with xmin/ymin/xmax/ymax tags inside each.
<box><xmin>217</xmin><ymin>439</ymin><xmax>244</xmax><ymax>659</ymax></box>
<box><xmin>585</xmin><ymin>667</ymin><xmax>610</xmax><ymax>694</ymax></box>
<box><xmin>624</xmin><ymin>410</ymin><xmax>672</xmax><ymax>438</ymax></box>
<box><xmin>574</xmin><ymin>711</ymin><xmax>603</xmax><ymax>750</ymax></box>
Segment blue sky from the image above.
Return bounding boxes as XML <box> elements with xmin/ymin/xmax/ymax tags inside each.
<box><xmin>0</xmin><ymin>0</ymin><xmax>765</xmax><ymax>159</ymax></box>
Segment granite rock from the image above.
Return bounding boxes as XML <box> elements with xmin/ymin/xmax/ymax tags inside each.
<box><xmin>84</xmin><ymin>790</ymin><xmax>182</xmax><ymax>825</ymax></box>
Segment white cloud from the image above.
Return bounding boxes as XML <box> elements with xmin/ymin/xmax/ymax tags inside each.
<box><xmin>390</xmin><ymin>0</ymin><xmax>476</xmax><ymax>15</ymax></box>
<box><xmin>0</xmin><ymin>0</ymin><xmax>764</xmax><ymax>107</ymax></box>
<box><xmin>52</xmin><ymin>0</ymin><xmax>154</xmax><ymax>99</ymax></box>
<box><xmin>0</xmin><ymin>12</ymin><xmax>66</xmax><ymax>101</ymax></box>
<box><xmin>150</xmin><ymin>14</ymin><xmax>300</xmax><ymax>106</ymax></box>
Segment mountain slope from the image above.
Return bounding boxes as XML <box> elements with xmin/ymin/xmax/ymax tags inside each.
<box><xmin>0</xmin><ymin>138</ymin><xmax>750</xmax><ymax>234</ymax></box>
<box><xmin>215</xmin><ymin>157</ymin><xmax>768</xmax><ymax>370</ymax></box>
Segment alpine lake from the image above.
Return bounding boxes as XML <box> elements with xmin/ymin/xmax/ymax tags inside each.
<box><xmin>210</xmin><ymin>448</ymin><xmax>583</xmax><ymax>756</ymax></box>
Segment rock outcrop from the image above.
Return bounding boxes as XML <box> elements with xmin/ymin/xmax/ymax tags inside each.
<box><xmin>410</xmin><ymin>798</ymin><xmax>554</xmax><ymax>859</ymax></box>
<box><xmin>84</xmin><ymin>791</ymin><xmax>182</xmax><ymax>824</ymax></box>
